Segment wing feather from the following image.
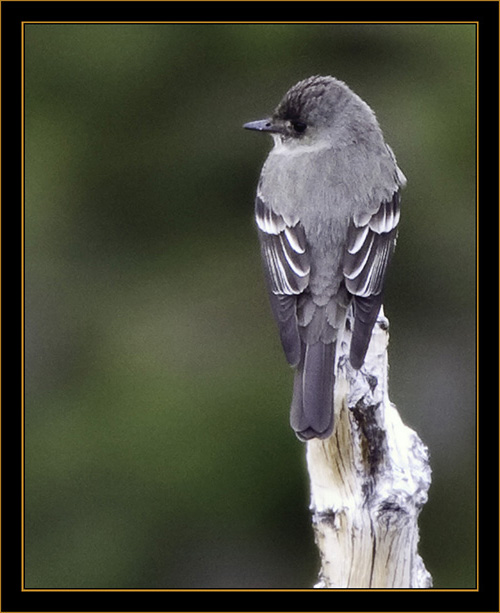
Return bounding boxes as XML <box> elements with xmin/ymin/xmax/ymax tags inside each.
<box><xmin>257</xmin><ymin>195</ymin><xmax>310</xmax><ymax>296</ymax></box>
<box><xmin>256</xmin><ymin>195</ymin><xmax>311</xmax><ymax>366</ymax></box>
<box><xmin>343</xmin><ymin>191</ymin><xmax>401</xmax><ymax>368</ymax></box>
<box><xmin>344</xmin><ymin>192</ymin><xmax>400</xmax><ymax>297</ymax></box>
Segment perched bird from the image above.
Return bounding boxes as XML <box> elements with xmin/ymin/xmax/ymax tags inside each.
<box><xmin>244</xmin><ymin>75</ymin><xmax>406</xmax><ymax>441</ymax></box>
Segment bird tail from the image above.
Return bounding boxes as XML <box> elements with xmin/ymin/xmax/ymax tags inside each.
<box><xmin>290</xmin><ymin>341</ymin><xmax>336</xmax><ymax>441</ymax></box>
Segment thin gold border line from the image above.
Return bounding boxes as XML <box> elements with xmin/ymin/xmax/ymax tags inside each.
<box><xmin>20</xmin><ymin>20</ymin><xmax>480</xmax><ymax>594</ymax></box>
<box><xmin>21</xmin><ymin>20</ymin><xmax>26</xmax><ymax>594</ymax></box>
<box><xmin>21</xmin><ymin>20</ymin><xmax>479</xmax><ymax>24</ymax></box>
<box><xmin>19</xmin><ymin>583</ymin><xmax>483</xmax><ymax>591</ymax></box>
<box><xmin>475</xmin><ymin>20</ymin><xmax>480</xmax><ymax>594</ymax></box>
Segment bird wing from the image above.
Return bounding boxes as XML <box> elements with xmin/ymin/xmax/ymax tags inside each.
<box><xmin>343</xmin><ymin>190</ymin><xmax>401</xmax><ymax>368</ymax></box>
<box><xmin>255</xmin><ymin>194</ymin><xmax>310</xmax><ymax>367</ymax></box>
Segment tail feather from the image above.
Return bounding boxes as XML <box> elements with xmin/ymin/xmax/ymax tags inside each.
<box><xmin>290</xmin><ymin>342</ymin><xmax>335</xmax><ymax>441</ymax></box>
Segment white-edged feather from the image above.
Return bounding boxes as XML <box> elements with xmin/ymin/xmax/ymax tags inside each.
<box><xmin>344</xmin><ymin>233</ymin><xmax>375</xmax><ymax>280</ymax></box>
<box><xmin>347</xmin><ymin>223</ymin><xmax>370</xmax><ymax>254</ymax></box>
<box><xmin>279</xmin><ymin>234</ymin><xmax>310</xmax><ymax>277</ymax></box>
<box><xmin>284</xmin><ymin>226</ymin><xmax>306</xmax><ymax>254</ymax></box>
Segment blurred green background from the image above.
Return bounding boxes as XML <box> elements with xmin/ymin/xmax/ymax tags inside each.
<box><xmin>24</xmin><ymin>23</ymin><xmax>476</xmax><ymax>589</ymax></box>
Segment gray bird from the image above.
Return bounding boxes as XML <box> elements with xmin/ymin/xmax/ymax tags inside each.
<box><xmin>244</xmin><ymin>75</ymin><xmax>406</xmax><ymax>441</ymax></box>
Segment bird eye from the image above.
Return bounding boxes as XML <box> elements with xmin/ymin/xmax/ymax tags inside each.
<box><xmin>291</xmin><ymin>121</ymin><xmax>307</xmax><ymax>134</ymax></box>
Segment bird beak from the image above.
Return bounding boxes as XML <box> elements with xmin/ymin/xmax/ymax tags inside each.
<box><xmin>243</xmin><ymin>118</ymin><xmax>281</xmax><ymax>133</ymax></box>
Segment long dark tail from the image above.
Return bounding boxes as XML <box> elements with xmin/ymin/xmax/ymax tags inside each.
<box><xmin>290</xmin><ymin>341</ymin><xmax>336</xmax><ymax>441</ymax></box>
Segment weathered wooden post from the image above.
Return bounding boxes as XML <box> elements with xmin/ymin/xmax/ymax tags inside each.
<box><xmin>306</xmin><ymin>308</ymin><xmax>432</xmax><ymax>588</ymax></box>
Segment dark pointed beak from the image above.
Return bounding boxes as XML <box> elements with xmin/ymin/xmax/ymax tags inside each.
<box><xmin>243</xmin><ymin>118</ymin><xmax>280</xmax><ymax>133</ymax></box>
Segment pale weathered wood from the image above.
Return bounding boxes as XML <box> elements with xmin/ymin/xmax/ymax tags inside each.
<box><xmin>306</xmin><ymin>308</ymin><xmax>432</xmax><ymax>589</ymax></box>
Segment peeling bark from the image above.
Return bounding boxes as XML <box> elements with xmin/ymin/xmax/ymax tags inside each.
<box><xmin>306</xmin><ymin>308</ymin><xmax>432</xmax><ymax>589</ymax></box>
